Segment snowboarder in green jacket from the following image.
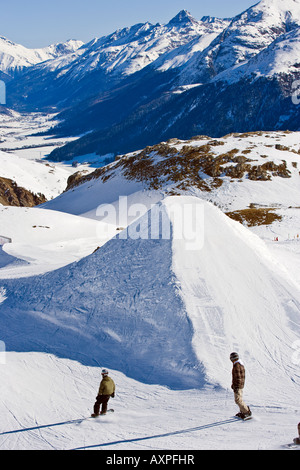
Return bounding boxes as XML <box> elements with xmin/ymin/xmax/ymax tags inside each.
<box><xmin>91</xmin><ymin>369</ymin><xmax>115</xmax><ymax>417</ymax></box>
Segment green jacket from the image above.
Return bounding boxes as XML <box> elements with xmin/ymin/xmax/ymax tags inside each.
<box><xmin>98</xmin><ymin>376</ymin><xmax>115</xmax><ymax>396</ymax></box>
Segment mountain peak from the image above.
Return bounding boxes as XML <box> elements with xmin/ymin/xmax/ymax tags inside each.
<box><xmin>168</xmin><ymin>10</ymin><xmax>196</xmax><ymax>26</ymax></box>
<box><xmin>250</xmin><ymin>0</ymin><xmax>300</xmax><ymax>18</ymax></box>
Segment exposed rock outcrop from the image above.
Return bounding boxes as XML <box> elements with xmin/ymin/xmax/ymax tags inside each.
<box><xmin>0</xmin><ymin>177</ymin><xmax>47</xmax><ymax>207</ymax></box>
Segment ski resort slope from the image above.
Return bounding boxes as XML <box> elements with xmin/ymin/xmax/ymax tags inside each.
<box><xmin>1</xmin><ymin>351</ymin><xmax>299</xmax><ymax>451</ymax></box>
<box><xmin>0</xmin><ymin>206</ymin><xmax>117</xmax><ymax>278</ymax></box>
<box><xmin>0</xmin><ymin>150</ymin><xmax>75</xmax><ymax>201</ymax></box>
<box><xmin>0</xmin><ymin>196</ymin><xmax>299</xmax><ymax>450</ymax></box>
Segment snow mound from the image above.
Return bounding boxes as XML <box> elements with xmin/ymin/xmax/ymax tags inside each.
<box><xmin>41</xmin><ymin>169</ymin><xmax>163</xmax><ymax>219</ymax></box>
<box><xmin>0</xmin><ymin>245</ymin><xmax>26</xmax><ymax>269</ymax></box>
<box><xmin>1</xmin><ymin>197</ymin><xmax>299</xmax><ymax>395</ymax></box>
<box><xmin>168</xmin><ymin>197</ymin><xmax>300</xmax><ymax>401</ymax></box>
<box><xmin>0</xmin><ymin>206</ymin><xmax>116</xmax><ymax>278</ymax></box>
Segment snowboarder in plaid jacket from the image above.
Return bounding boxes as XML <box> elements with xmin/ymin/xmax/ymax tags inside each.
<box><xmin>294</xmin><ymin>423</ymin><xmax>300</xmax><ymax>445</ymax></box>
<box><xmin>230</xmin><ymin>352</ymin><xmax>251</xmax><ymax>419</ymax></box>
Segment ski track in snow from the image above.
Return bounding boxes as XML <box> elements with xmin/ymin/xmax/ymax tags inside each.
<box><xmin>0</xmin><ymin>353</ymin><xmax>299</xmax><ymax>451</ymax></box>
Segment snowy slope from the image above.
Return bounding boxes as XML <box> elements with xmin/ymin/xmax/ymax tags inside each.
<box><xmin>0</xmin><ymin>197</ymin><xmax>299</xmax><ymax>450</ymax></box>
<box><xmin>0</xmin><ymin>150</ymin><xmax>75</xmax><ymax>200</ymax></box>
<box><xmin>0</xmin><ymin>206</ymin><xmax>117</xmax><ymax>278</ymax></box>
<box><xmin>169</xmin><ymin>198</ymin><xmax>300</xmax><ymax>393</ymax></box>
<box><xmin>0</xmin><ymin>131</ymin><xmax>299</xmax><ymax>449</ymax></box>
<box><xmin>41</xmin><ymin>171</ymin><xmax>163</xmax><ymax>219</ymax></box>
<box><xmin>0</xmin><ymin>112</ymin><xmax>98</xmax><ymax>200</ymax></box>
<box><xmin>0</xmin><ymin>352</ymin><xmax>299</xmax><ymax>451</ymax></box>
<box><xmin>1</xmin><ymin>197</ymin><xmax>299</xmax><ymax>390</ymax></box>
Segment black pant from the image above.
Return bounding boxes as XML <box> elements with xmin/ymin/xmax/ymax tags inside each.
<box><xmin>94</xmin><ymin>394</ymin><xmax>110</xmax><ymax>415</ymax></box>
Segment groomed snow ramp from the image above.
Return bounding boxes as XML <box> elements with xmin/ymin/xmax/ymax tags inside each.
<box><xmin>0</xmin><ymin>196</ymin><xmax>299</xmax><ymax>394</ymax></box>
<box><xmin>0</xmin><ymin>199</ymin><xmax>204</xmax><ymax>389</ymax></box>
<box><xmin>166</xmin><ymin>197</ymin><xmax>300</xmax><ymax>400</ymax></box>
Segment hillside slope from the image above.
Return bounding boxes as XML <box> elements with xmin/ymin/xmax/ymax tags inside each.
<box><xmin>0</xmin><ymin>205</ymin><xmax>116</xmax><ymax>278</ymax></box>
<box><xmin>43</xmin><ymin>130</ymin><xmax>300</xmax><ymax>218</ymax></box>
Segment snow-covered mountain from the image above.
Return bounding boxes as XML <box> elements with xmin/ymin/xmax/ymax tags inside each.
<box><xmin>0</xmin><ymin>36</ymin><xmax>83</xmax><ymax>78</ymax></box>
<box><xmin>0</xmin><ymin>3</ymin><xmax>300</xmax><ymax>450</ymax></box>
<box><xmin>6</xmin><ymin>10</ymin><xmax>230</xmax><ymax>111</ymax></box>
<box><xmin>179</xmin><ymin>0</ymin><xmax>300</xmax><ymax>84</ymax></box>
<box><xmin>217</xmin><ymin>26</ymin><xmax>300</xmax><ymax>82</ymax></box>
<box><xmin>41</xmin><ymin>0</ymin><xmax>300</xmax><ymax>162</ymax></box>
<box><xmin>61</xmin><ymin>10</ymin><xmax>226</xmax><ymax>79</ymax></box>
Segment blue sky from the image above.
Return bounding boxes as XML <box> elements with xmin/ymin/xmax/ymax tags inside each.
<box><xmin>1</xmin><ymin>0</ymin><xmax>257</xmax><ymax>48</ymax></box>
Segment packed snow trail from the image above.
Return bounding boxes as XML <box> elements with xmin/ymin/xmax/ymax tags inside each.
<box><xmin>0</xmin><ymin>352</ymin><xmax>299</xmax><ymax>450</ymax></box>
<box><xmin>70</xmin><ymin>418</ymin><xmax>241</xmax><ymax>450</ymax></box>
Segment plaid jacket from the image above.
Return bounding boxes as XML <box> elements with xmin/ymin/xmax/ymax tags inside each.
<box><xmin>232</xmin><ymin>361</ymin><xmax>245</xmax><ymax>390</ymax></box>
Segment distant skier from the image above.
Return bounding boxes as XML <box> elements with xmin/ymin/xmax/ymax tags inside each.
<box><xmin>91</xmin><ymin>369</ymin><xmax>115</xmax><ymax>418</ymax></box>
<box><xmin>230</xmin><ymin>352</ymin><xmax>251</xmax><ymax>420</ymax></box>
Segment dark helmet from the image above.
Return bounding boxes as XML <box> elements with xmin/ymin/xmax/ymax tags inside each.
<box><xmin>230</xmin><ymin>352</ymin><xmax>239</xmax><ymax>362</ymax></box>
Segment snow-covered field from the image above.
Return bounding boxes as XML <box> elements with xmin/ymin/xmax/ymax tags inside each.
<box><xmin>0</xmin><ymin>114</ymin><xmax>299</xmax><ymax>451</ymax></box>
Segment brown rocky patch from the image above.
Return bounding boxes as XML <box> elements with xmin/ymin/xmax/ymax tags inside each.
<box><xmin>0</xmin><ymin>177</ymin><xmax>47</xmax><ymax>207</ymax></box>
<box><xmin>226</xmin><ymin>208</ymin><xmax>282</xmax><ymax>227</ymax></box>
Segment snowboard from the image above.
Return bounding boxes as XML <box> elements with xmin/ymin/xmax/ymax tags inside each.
<box><xmin>284</xmin><ymin>442</ymin><xmax>300</xmax><ymax>449</ymax></box>
<box><xmin>91</xmin><ymin>409</ymin><xmax>114</xmax><ymax>418</ymax></box>
<box><xmin>234</xmin><ymin>415</ymin><xmax>253</xmax><ymax>421</ymax></box>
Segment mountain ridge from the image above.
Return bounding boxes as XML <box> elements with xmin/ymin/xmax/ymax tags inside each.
<box><xmin>0</xmin><ymin>37</ymin><xmax>83</xmax><ymax>79</ymax></box>
<box><xmin>3</xmin><ymin>0</ymin><xmax>300</xmax><ymax>160</ymax></box>
<box><xmin>6</xmin><ymin>10</ymin><xmax>229</xmax><ymax>110</ymax></box>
